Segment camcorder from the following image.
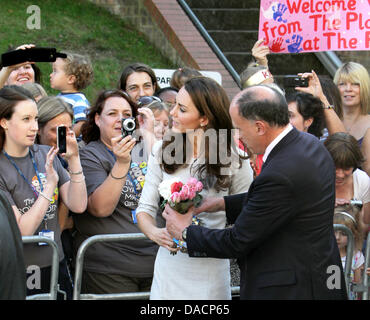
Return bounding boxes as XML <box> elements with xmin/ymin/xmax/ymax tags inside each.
<box><xmin>283</xmin><ymin>75</ymin><xmax>309</xmax><ymax>88</ymax></box>
<box><xmin>1</xmin><ymin>47</ymin><xmax>67</xmax><ymax>67</ymax></box>
<box><xmin>121</xmin><ymin>117</ymin><xmax>136</xmax><ymax>138</ymax></box>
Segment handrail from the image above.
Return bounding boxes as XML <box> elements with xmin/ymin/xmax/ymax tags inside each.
<box><xmin>314</xmin><ymin>51</ymin><xmax>342</xmax><ymax>77</ymax></box>
<box><xmin>177</xmin><ymin>0</ymin><xmax>241</xmax><ymax>88</ymax></box>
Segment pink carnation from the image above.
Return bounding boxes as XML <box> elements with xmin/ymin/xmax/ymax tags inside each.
<box><xmin>187</xmin><ymin>177</ymin><xmax>198</xmax><ymax>187</ymax></box>
<box><xmin>195</xmin><ymin>181</ymin><xmax>203</xmax><ymax>192</ymax></box>
<box><xmin>171</xmin><ymin>192</ymin><xmax>181</xmax><ymax>203</ymax></box>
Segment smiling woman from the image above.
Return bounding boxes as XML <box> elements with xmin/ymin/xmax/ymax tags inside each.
<box><xmin>74</xmin><ymin>89</ymin><xmax>158</xmax><ymax>295</ymax></box>
<box><xmin>0</xmin><ymin>85</ymin><xmax>87</xmax><ymax>299</ymax></box>
<box><xmin>0</xmin><ymin>44</ymin><xmax>41</xmax><ymax>89</ymax></box>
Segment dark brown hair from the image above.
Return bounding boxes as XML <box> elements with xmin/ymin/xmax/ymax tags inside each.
<box><xmin>81</xmin><ymin>89</ymin><xmax>137</xmax><ymax>144</ymax></box>
<box><xmin>324</xmin><ymin>132</ymin><xmax>365</xmax><ymax>170</ymax></box>
<box><xmin>118</xmin><ymin>62</ymin><xmax>159</xmax><ymax>92</ymax></box>
<box><xmin>161</xmin><ymin>76</ymin><xmax>241</xmax><ymax>191</ymax></box>
<box><xmin>0</xmin><ymin>85</ymin><xmax>35</xmax><ymax>151</ymax></box>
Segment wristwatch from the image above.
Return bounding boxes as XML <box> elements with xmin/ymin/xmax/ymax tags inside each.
<box><xmin>182</xmin><ymin>227</ymin><xmax>188</xmax><ymax>241</ymax></box>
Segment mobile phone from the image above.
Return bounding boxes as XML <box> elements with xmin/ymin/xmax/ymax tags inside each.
<box><xmin>283</xmin><ymin>75</ymin><xmax>309</xmax><ymax>88</ymax></box>
<box><xmin>57</xmin><ymin>126</ymin><xmax>67</xmax><ymax>154</ymax></box>
<box><xmin>1</xmin><ymin>47</ymin><xmax>67</xmax><ymax>67</ymax></box>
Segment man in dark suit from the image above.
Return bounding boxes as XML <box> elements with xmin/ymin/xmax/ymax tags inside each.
<box><xmin>163</xmin><ymin>85</ymin><xmax>347</xmax><ymax>300</ymax></box>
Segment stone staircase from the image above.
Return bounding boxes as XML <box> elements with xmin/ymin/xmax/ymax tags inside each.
<box><xmin>185</xmin><ymin>0</ymin><xmax>331</xmax><ymax>84</ymax></box>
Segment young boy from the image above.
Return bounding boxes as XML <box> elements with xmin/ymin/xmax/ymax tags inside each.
<box><xmin>50</xmin><ymin>52</ymin><xmax>93</xmax><ymax>138</ymax></box>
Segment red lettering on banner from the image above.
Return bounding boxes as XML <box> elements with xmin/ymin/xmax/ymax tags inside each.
<box><xmin>287</xmin><ymin>0</ymin><xmax>353</xmax><ymax>14</ymax></box>
<box><xmin>366</xmin><ymin>31</ymin><xmax>370</xmax><ymax>49</ymax></box>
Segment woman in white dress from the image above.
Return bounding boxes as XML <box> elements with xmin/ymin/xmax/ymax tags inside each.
<box><xmin>136</xmin><ymin>77</ymin><xmax>253</xmax><ymax>300</ymax></box>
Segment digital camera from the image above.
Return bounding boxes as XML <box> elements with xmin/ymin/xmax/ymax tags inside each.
<box><xmin>283</xmin><ymin>75</ymin><xmax>309</xmax><ymax>88</ymax></box>
<box><xmin>121</xmin><ymin>117</ymin><xmax>136</xmax><ymax>138</ymax></box>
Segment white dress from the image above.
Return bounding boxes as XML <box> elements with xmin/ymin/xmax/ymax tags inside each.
<box><xmin>136</xmin><ymin>141</ymin><xmax>253</xmax><ymax>300</ymax></box>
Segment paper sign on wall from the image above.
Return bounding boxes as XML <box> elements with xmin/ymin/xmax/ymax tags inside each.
<box><xmin>258</xmin><ymin>0</ymin><xmax>370</xmax><ymax>53</ymax></box>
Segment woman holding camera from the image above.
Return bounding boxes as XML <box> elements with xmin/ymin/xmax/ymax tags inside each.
<box><xmin>0</xmin><ymin>85</ymin><xmax>87</xmax><ymax>299</ymax></box>
<box><xmin>74</xmin><ymin>89</ymin><xmax>158</xmax><ymax>294</ymax></box>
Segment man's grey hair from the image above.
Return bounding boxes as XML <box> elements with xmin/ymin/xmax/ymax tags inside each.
<box><xmin>236</xmin><ymin>85</ymin><xmax>289</xmax><ymax>127</ymax></box>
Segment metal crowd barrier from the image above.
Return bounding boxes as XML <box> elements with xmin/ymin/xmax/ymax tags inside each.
<box><xmin>352</xmin><ymin>232</ymin><xmax>370</xmax><ymax>300</ymax></box>
<box><xmin>73</xmin><ymin>233</ymin><xmax>150</xmax><ymax>300</ymax></box>
<box><xmin>73</xmin><ymin>232</ymin><xmax>241</xmax><ymax>300</ymax></box>
<box><xmin>22</xmin><ymin>235</ymin><xmax>60</xmax><ymax>300</ymax></box>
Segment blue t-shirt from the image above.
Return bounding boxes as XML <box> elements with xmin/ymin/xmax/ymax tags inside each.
<box><xmin>58</xmin><ymin>92</ymin><xmax>89</xmax><ymax>124</ymax></box>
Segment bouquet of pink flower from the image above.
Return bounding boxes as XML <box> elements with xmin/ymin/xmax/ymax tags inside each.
<box><xmin>159</xmin><ymin>177</ymin><xmax>203</xmax><ymax>214</ymax></box>
<box><xmin>159</xmin><ymin>177</ymin><xmax>203</xmax><ymax>255</ymax></box>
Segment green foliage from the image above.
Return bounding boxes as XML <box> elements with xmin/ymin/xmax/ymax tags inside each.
<box><xmin>0</xmin><ymin>0</ymin><xmax>174</xmax><ymax>102</ymax></box>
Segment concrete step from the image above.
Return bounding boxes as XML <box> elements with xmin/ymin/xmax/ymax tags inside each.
<box><xmin>208</xmin><ymin>30</ymin><xmax>258</xmax><ymax>52</ymax></box>
<box><xmin>186</xmin><ymin>0</ymin><xmax>260</xmax><ymax>9</ymax></box>
<box><xmin>225</xmin><ymin>52</ymin><xmax>331</xmax><ymax>77</ymax></box>
<box><xmin>192</xmin><ymin>8</ymin><xmax>259</xmax><ymax>31</ymax></box>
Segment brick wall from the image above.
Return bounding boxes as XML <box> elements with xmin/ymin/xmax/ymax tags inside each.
<box><xmin>87</xmin><ymin>0</ymin><xmax>241</xmax><ymax>100</ymax></box>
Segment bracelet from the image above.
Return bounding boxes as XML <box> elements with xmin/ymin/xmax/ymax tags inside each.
<box><xmin>323</xmin><ymin>105</ymin><xmax>334</xmax><ymax>110</ymax></box>
<box><xmin>110</xmin><ymin>171</ymin><xmax>127</xmax><ymax>180</ymax></box>
<box><xmin>39</xmin><ymin>191</ymin><xmax>52</xmax><ymax>202</ymax></box>
<box><xmin>68</xmin><ymin>169</ymin><xmax>83</xmax><ymax>175</ymax></box>
<box><xmin>70</xmin><ymin>175</ymin><xmax>85</xmax><ymax>183</ymax></box>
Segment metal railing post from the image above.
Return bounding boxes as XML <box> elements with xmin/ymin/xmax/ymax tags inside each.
<box><xmin>22</xmin><ymin>236</ymin><xmax>60</xmax><ymax>300</ymax></box>
<box><xmin>361</xmin><ymin>233</ymin><xmax>370</xmax><ymax>300</ymax></box>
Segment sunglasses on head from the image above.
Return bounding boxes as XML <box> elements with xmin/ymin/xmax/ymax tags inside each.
<box><xmin>137</xmin><ymin>95</ymin><xmax>162</xmax><ymax>106</ymax></box>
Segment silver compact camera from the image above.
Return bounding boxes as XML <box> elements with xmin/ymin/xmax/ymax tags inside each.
<box><xmin>350</xmin><ymin>199</ymin><xmax>363</xmax><ymax>209</ymax></box>
<box><xmin>121</xmin><ymin>117</ymin><xmax>136</xmax><ymax>138</ymax></box>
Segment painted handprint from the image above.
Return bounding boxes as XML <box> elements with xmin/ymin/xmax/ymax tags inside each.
<box><xmin>272</xmin><ymin>3</ymin><xmax>288</xmax><ymax>23</ymax></box>
<box><xmin>286</xmin><ymin>34</ymin><xmax>303</xmax><ymax>53</ymax></box>
<box><xmin>270</xmin><ymin>37</ymin><xmax>285</xmax><ymax>52</ymax></box>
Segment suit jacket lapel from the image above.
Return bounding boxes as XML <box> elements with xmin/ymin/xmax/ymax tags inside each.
<box><xmin>262</xmin><ymin>128</ymin><xmax>300</xmax><ymax>170</ymax></box>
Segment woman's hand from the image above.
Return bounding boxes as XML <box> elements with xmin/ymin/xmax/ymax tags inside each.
<box><xmin>137</xmin><ymin>107</ymin><xmax>155</xmax><ymax>135</ymax></box>
<box><xmin>111</xmin><ymin>134</ymin><xmax>136</xmax><ymax>165</ymax></box>
<box><xmin>251</xmin><ymin>39</ymin><xmax>270</xmax><ymax>67</ymax></box>
<box><xmin>60</xmin><ymin>127</ymin><xmax>79</xmax><ymax>160</ymax></box>
<box><xmin>45</xmin><ymin>146</ymin><xmax>59</xmax><ymax>188</ymax></box>
<box><xmin>150</xmin><ymin>226</ymin><xmax>179</xmax><ymax>253</ymax></box>
<box><xmin>296</xmin><ymin>70</ymin><xmax>326</xmax><ymax>101</ymax></box>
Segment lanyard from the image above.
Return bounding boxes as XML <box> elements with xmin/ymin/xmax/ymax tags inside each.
<box><xmin>105</xmin><ymin>146</ymin><xmax>139</xmax><ymax>196</ymax></box>
<box><xmin>3</xmin><ymin>150</ymin><xmax>44</xmax><ymax>198</ymax></box>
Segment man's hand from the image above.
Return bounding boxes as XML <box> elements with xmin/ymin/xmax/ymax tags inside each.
<box><xmin>162</xmin><ymin>204</ymin><xmax>193</xmax><ymax>240</ymax></box>
<box><xmin>193</xmin><ymin>197</ymin><xmax>225</xmax><ymax>215</ymax></box>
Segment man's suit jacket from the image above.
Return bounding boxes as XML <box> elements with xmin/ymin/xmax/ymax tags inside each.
<box><xmin>187</xmin><ymin>128</ymin><xmax>347</xmax><ymax>300</ymax></box>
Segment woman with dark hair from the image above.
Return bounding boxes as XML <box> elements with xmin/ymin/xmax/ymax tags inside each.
<box><xmin>118</xmin><ymin>62</ymin><xmax>159</xmax><ymax>103</ymax></box>
<box><xmin>0</xmin><ymin>44</ymin><xmax>41</xmax><ymax>88</ymax></box>
<box><xmin>136</xmin><ymin>76</ymin><xmax>253</xmax><ymax>300</ymax></box>
<box><xmin>286</xmin><ymin>92</ymin><xmax>325</xmax><ymax>138</ymax></box>
<box><xmin>0</xmin><ymin>85</ymin><xmax>87</xmax><ymax>299</ymax></box>
<box><xmin>75</xmin><ymin>89</ymin><xmax>158</xmax><ymax>295</ymax></box>
<box><xmin>324</xmin><ymin>132</ymin><xmax>370</xmax><ymax>235</ymax></box>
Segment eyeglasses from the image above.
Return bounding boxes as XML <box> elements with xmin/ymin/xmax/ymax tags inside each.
<box><xmin>137</xmin><ymin>95</ymin><xmax>162</xmax><ymax>106</ymax></box>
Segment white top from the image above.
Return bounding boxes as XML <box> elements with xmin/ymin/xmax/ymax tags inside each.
<box><xmin>137</xmin><ymin>141</ymin><xmax>254</xmax><ymax>300</ymax></box>
<box><xmin>353</xmin><ymin>169</ymin><xmax>370</xmax><ymax>204</ymax></box>
<box><xmin>263</xmin><ymin>124</ymin><xmax>293</xmax><ymax>163</ymax></box>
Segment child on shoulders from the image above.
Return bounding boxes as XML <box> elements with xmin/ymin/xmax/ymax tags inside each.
<box><xmin>50</xmin><ymin>52</ymin><xmax>93</xmax><ymax>139</ymax></box>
